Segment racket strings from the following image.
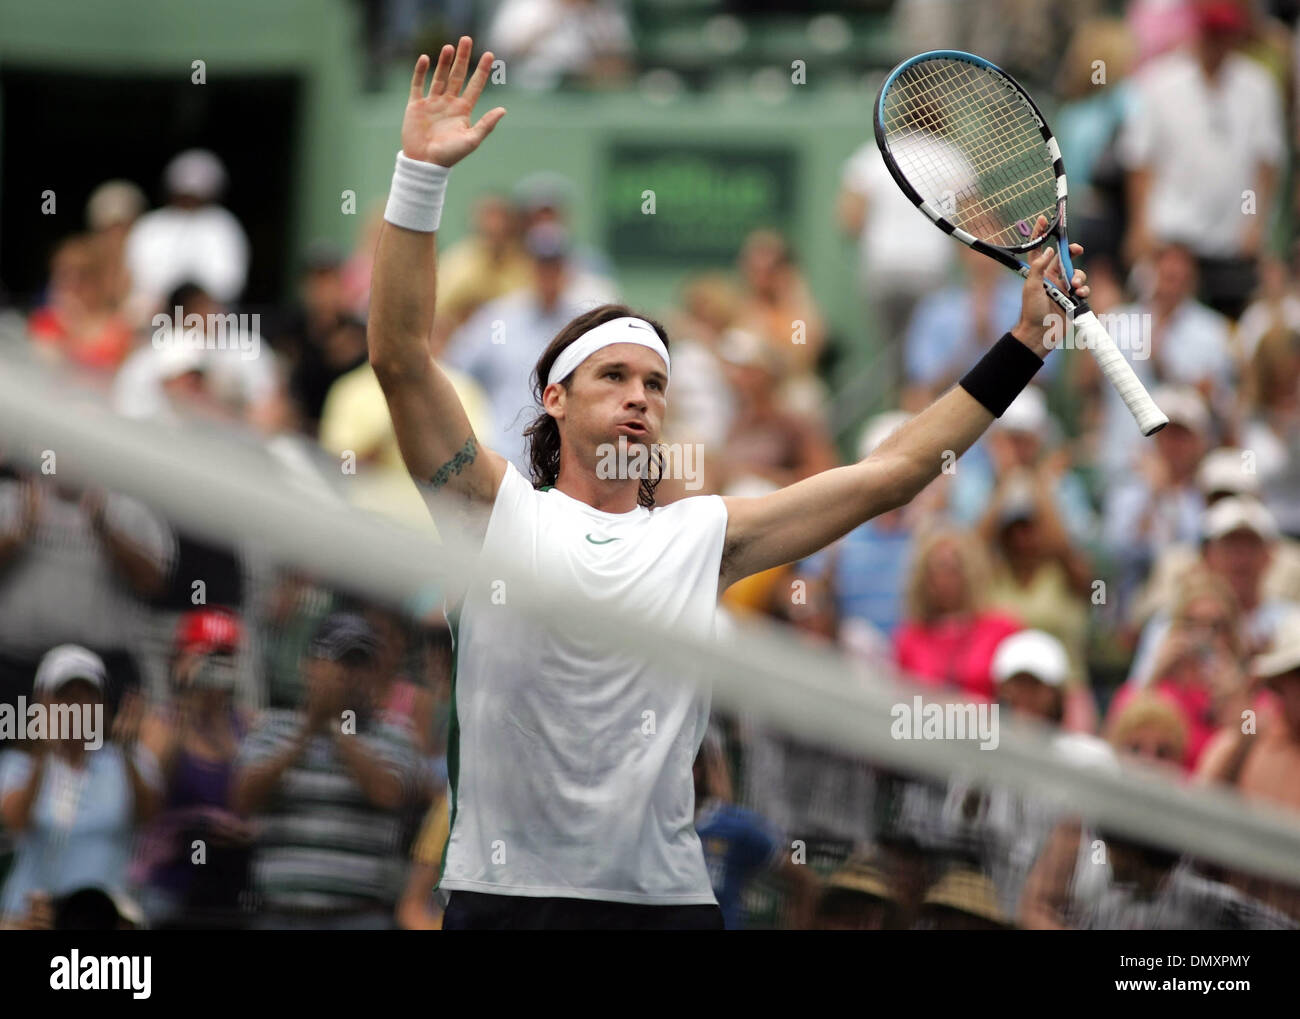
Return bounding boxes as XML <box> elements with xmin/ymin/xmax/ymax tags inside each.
<box><xmin>881</xmin><ymin>58</ymin><xmax>1058</xmax><ymax>247</ymax></box>
<box><xmin>886</xmin><ymin>63</ymin><xmax>1045</xmax><ymax>181</ymax></box>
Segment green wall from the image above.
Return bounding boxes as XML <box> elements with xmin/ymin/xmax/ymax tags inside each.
<box><xmin>1</xmin><ymin>0</ymin><xmax>892</xmax><ymax>436</ymax></box>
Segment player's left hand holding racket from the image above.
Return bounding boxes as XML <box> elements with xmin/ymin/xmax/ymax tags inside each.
<box><xmin>873</xmin><ymin>50</ymin><xmax>1168</xmax><ymax>436</ymax></box>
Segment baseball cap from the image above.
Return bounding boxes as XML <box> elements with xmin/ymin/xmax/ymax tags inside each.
<box><xmin>1149</xmin><ymin>385</ymin><xmax>1209</xmax><ymax>434</ymax></box>
<box><xmin>997</xmin><ymin>385</ymin><xmax>1049</xmax><ymax>434</ymax></box>
<box><xmin>856</xmin><ymin>411</ymin><xmax>911</xmax><ymax>461</ymax></box>
<box><xmin>175</xmin><ymin>608</ymin><xmax>242</xmax><ymax>656</ymax></box>
<box><xmin>155</xmin><ymin>342</ymin><xmax>206</xmax><ymax>381</ymax></box>
<box><xmin>513</xmin><ymin>171</ymin><xmax>574</xmax><ymax>214</ymax></box>
<box><xmin>1202</xmin><ymin>495</ymin><xmax>1278</xmax><ymax>542</ymax></box>
<box><xmin>1197</xmin><ymin>447</ymin><xmax>1259</xmax><ymax>497</ymax></box>
<box><xmin>164</xmin><ymin>149</ymin><xmax>227</xmax><ymax>201</ymax></box>
<box><xmin>992</xmin><ymin>629</ymin><xmax>1070</xmax><ymax>687</ymax></box>
<box><xmin>996</xmin><ymin>473</ymin><xmax>1038</xmax><ymax>528</ymax></box>
<box><xmin>34</xmin><ymin>644</ymin><xmax>107</xmax><ymax>696</ymax></box>
<box><xmin>1251</xmin><ymin>609</ymin><xmax>1300</xmax><ymax>681</ymax></box>
<box><xmin>309</xmin><ymin>612</ymin><xmax>380</xmax><ymax>663</ymax></box>
<box><xmin>1198</xmin><ymin>1</ymin><xmax>1250</xmax><ymax>33</ymax></box>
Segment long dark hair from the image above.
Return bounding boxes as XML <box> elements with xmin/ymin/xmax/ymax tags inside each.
<box><xmin>524</xmin><ymin>303</ymin><xmax>670</xmax><ymax>509</ymax></box>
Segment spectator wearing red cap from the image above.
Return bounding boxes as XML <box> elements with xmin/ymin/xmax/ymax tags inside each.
<box><xmin>1120</xmin><ymin>0</ymin><xmax>1284</xmax><ymax>319</ymax></box>
<box><xmin>133</xmin><ymin>609</ymin><xmax>255</xmax><ymax>928</ymax></box>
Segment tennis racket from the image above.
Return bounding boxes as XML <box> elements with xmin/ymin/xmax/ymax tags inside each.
<box><xmin>873</xmin><ymin>49</ymin><xmax>1168</xmax><ymax>436</ymax></box>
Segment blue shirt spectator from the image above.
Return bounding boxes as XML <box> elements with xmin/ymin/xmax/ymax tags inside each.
<box><xmin>905</xmin><ymin>274</ymin><xmax>1060</xmax><ymax>391</ymax></box>
<box><xmin>800</xmin><ymin>519</ymin><xmax>915</xmax><ymax>639</ymax></box>
<box><xmin>0</xmin><ymin>745</ymin><xmax>138</xmax><ymax>920</ymax></box>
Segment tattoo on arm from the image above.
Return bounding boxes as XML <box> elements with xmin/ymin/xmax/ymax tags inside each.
<box><xmin>427</xmin><ymin>436</ymin><xmax>478</xmax><ymax>491</ymax></box>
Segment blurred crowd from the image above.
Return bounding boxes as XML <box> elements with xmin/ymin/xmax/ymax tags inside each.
<box><xmin>3</xmin><ymin>0</ymin><xmax>1300</xmax><ymax>930</ymax></box>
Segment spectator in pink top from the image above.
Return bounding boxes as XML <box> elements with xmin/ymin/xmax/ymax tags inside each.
<box><xmin>893</xmin><ymin>528</ymin><xmax>1022</xmax><ymax>701</ymax></box>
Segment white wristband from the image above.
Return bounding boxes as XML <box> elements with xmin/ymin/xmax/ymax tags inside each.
<box><xmin>384</xmin><ymin>151</ymin><xmax>450</xmax><ymax>232</ymax></box>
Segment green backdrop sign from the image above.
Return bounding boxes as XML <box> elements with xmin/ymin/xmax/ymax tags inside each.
<box><xmin>605</xmin><ymin>142</ymin><xmax>796</xmax><ymax>265</ymax></box>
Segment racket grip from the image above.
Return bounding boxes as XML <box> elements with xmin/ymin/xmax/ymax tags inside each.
<box><xmin>1072</xmin><ymin>310</ymin><xmax>1169</xmax><ymax>436</ymax></box>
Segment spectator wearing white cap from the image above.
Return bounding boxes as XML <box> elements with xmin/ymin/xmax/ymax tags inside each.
<box><xmin>125</xmin><ymin>149</ymin><xmax>250</xmax><ymax>320</ymax></box>
<box><xmin>1131</xmin><ymin>446</ymin><xmax>1300</xmax><ymax>628</ymax></box>
<box><xmin>949</xmin><ymin>385</ymin><xmax>1098</xmax><ymax>547</ymax></box>
<box><xmin>993</xmin><ymin>629</ymin><xmax>1070</xmax><ymax>725</ymax></box>
<box><xmin>0</xmin><ymin>645</ymin><xmax>160</xmax><ymax>928</ymax></box>
<box><xmin>935</xmin><ymin>630</ymin><xmax>1111</xmax><ymax>921</ymax></box>
<box><xmin>1127</xmin><ymin>496</ymin><xmax>1297</xmax><ymax>690</ymax></box>
<box><xmin>1102</xmin><ymin>384</ymin><xmax>1210</xmax><ymax>618</ymax></box>
<box><xmin>980</xmin><ymin>470</ymin><xmax>1097</xmax><ymax>732</ymax></box>
<box><xmin>1096</xmin><ymin>245</ymin><xmax>1234</xmax><ymax>480</ymax></box>
<box><xmin>113</xmin><ymin>281</ymin><xmax>285</xmax><ymax>432</ymax></box>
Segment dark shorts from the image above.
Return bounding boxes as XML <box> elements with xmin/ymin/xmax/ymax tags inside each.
<box><xmin>442</xmin><ymin>890</ymin><xmax>724</xmax><ymax>931</ymax></box>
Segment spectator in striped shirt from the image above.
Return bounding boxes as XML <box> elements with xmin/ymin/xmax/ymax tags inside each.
<box><xmin>232</xmin><ymin>613</ymin><xmax>418</xmax><ymax>929</ymax></box>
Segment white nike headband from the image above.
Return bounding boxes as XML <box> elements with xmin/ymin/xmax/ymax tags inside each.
<box><xmin>546</xmin><ymin>316</ymin><xmax>670</xmax><ymax>388</ymax></box>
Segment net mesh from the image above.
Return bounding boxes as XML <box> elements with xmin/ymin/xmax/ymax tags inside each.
<box><xmin>879</xmin><ymin>56</ymin><xmax>1059</xmax><ymax>249</ymax></box>
<box><xmin>1</xmin><ymin>332</ymin><xmax>1299</xmax><ymax>931</ymax></box>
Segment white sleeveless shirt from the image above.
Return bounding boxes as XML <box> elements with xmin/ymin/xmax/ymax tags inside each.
<box><xmin>439</xmin><ymin>463</ymin><xmax>729</xmax><ymax>903</ymax></box>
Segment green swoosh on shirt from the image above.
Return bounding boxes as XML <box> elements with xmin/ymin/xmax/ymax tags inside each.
<box><xmin>585</xmin><ymin>533</ymin><xmax>621</xmax><ymax>545</ymax></box>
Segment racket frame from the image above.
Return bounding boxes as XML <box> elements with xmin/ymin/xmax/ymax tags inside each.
<box><xmin>873</xmin><ymin>49</ymin><xmax>1168</xmax><ymax>435</ymax></box>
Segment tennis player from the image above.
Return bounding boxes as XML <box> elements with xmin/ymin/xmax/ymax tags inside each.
<box><xmin>369</xmin><ymin>37</ymin><xmax>1090</xmax><ymax>930</ymax></box>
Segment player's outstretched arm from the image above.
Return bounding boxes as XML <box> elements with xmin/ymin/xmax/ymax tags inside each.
<box><xmin>369</xmin><ymin>38</ymin><xmax>508</xmax><ymax>506</ymax></box>
<box><xmin>720</xmin><ymin>240</ymin><xmax>1087</xmax><ymax>588</ymax></box>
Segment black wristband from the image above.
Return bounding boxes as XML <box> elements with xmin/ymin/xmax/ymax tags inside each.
<box><xmin>958</xmin><ymin>332</ymin><xmax>1044</xmax><ymax>418</ymax></box>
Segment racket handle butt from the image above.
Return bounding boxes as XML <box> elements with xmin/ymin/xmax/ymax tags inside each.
<box><xmin>1139</xmin><ymin>412</ymin><xmax>1170</xmax><ymax>437</ymax></box>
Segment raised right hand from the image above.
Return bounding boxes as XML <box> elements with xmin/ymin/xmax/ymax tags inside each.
<box><xmin>402</xmin><ymin>37</ymin><xmax>506</xmax><ymax>168</ymax></box>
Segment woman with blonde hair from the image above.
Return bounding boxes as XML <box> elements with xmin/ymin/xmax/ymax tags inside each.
<box><xmin>1239</xmin><ymin>327</ymin><xmax>1300</xmax><ymax>536</ymax></box>
<box><xmin>892</xmin><ymin>527</ymin><xmax>1022</xmax><ymax>701</ymax></box>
